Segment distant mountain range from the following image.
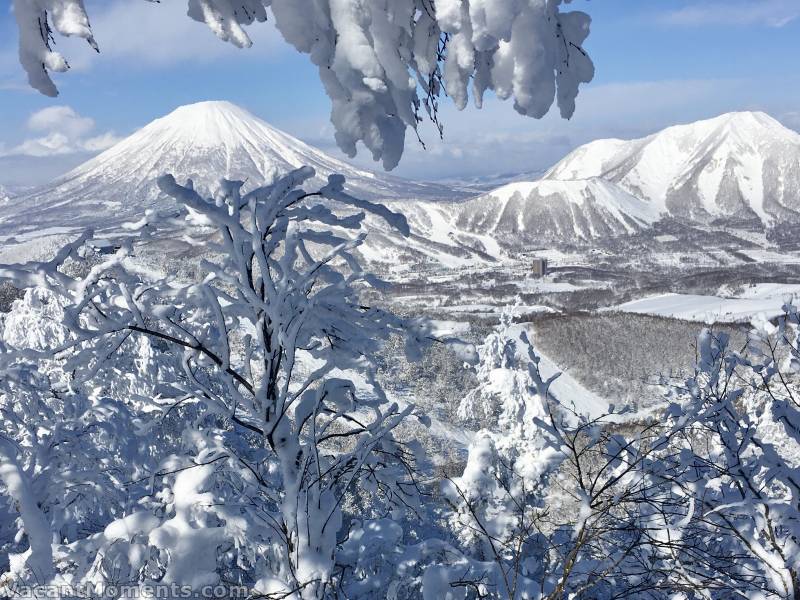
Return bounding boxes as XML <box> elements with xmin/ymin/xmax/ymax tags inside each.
<box><xmin>436</xmin><ymin>170</ymin><xmax>548</xmax><ymax>193</ymax></box>
<box><xmin>454</xmin><ymin>178</ymin><xmax>658</xmax><ymax>242</ymax></box>
<box><xmin>1</xmin><ymin>103</ymin><xmax>799</xmax><ymax>263</ymax></box>
<box><xmin>545</xmin><ymin>111</ymin><xmax>800</xmax><ymax>225</ymax></box>
<box><xmin>454</xmin><ymin>112</ymin><xmax>800</xmax><ymax>242</ymax></box>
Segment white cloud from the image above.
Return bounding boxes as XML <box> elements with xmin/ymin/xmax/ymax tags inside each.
<box><xmin>81</xmin><ymin>132</ymin><xmax>123</xmax><ymax>152</ymax></box>
<box><xmin>12</xmin><ymin>133</ymin><xmax>74</xmax><ymax>157</ymax></box>
<box><xmin>658</xmin><ymin>0</ymin><xmax>800</xmax><ymax>28</ymax></box>
<box><xmin>2</xmin><ymin>105</ymin><xmax>122</xmax><ymax>157</ymax></box>
<box><xmin>28</xmin><ymin>106</ymin><xmax>95</xmax><ymax>138</ymax></box>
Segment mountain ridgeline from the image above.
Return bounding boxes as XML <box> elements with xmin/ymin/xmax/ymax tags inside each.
<box><xmin>1</xmin><ymin>104</ymin><xmax>799</xmax><ymax>255</ymax></box>
<box><xmin>456</xmin><ymin>112</ymin><xmax>800</xmax><ymax>243</ymax></box>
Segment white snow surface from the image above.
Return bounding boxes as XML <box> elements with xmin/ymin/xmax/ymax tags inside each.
<box><xmin>544</xmin><ymin>112</ymin><xmax>800</xmax><ymax>225</ymax></box>
<box><xmin>536</xmin><ymin>348</ymin><xmax>613</xmax><ymax>421</ymax></box>
<box><xmin>608</xmin><ymin>284</ymin><xmax>800</xmax><ymax>323</ymax></box>
<box><xmin>454</xmin><ymin>177</ymin><xmax>658</xmax><ymax>241</ymax></box>
<box><xmin>511</xmin><ymin>325</ymin><xmax>613</xmax><ymax>420</ymax></box>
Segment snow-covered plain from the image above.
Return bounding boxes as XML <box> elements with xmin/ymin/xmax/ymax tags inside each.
<box><xmin>607</xmin><ymin>284</ymin><xmax>800</xmax><ymax>323</ymax></box>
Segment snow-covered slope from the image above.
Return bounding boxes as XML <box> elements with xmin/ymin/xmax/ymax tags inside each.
<box><xmin>452</xmin><ymin>111</ymin><xmax>800</xmax><ymax>244</ymax></box>
<box><xmin>545</xmin><ymin>112</ymin><xmax>800</xmax><ymax>225</ymax></box>
<box><xmin>453</xmin><ymin>178</ymin><xmax>659</xmax><ymax>241</ymax></box>
<box><xmin>606</xmin><ymin>283</ymin><xmax>800</xmax><ymax>323</ymax></box>
<box><xmin>0</xmin><ymin>101</ymin><xmax>462</xmax><ymax>238</ymax></box>
<box><xmin>358</xmin><ymin>200</ymin><xmax>507</xmax><ymax>267</ymax></box>
<box><xmin>0</xmin><ymin>101</ymin><xmax>496</xmax><ymax>270</ymax></box>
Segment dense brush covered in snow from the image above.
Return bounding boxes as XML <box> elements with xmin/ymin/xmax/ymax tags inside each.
<box><xmin>0</xmin><ymin>167</ymin><xmax>436</xmax><ymax>597</ymax></box>
<box><xmin>12</xmin><ymin>0</ymin><xmax>594</xmax><ymax>169</ymax></box>
<box><xmin>2</xmin><ymin>163</ymin><xmax>800</xmax><ymax>598</ymax></box>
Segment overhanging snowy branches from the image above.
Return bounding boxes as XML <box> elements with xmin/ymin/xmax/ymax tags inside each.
<box><xmin>12</xmin><ymin>0</ymin><xmax>594</xmax><ymax>169</ymax></box>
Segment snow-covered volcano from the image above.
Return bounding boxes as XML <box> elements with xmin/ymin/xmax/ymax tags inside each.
<box><xmin>453</xmin><ymin>178</ymin><xmax>659</xmax><ymax>242</ymax></box>
<box><xmin>0</xmin><ymin>101</ymin><xmax>461</xmax><ymax>238</ymax></box>
<box><xmin>544</xmin><ymin>112</ymin><xmax>800</xmax><ymax>225</ymax></box>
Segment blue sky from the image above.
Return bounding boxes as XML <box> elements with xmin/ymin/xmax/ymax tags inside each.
<box><xmin>1</xmin><ymin>0</ymin><xmax>799</xmax><ymax>187</ymax></box>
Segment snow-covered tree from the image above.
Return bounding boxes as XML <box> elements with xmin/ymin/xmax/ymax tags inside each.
<box><xmin>435</xmin><ymin>309</ymin><xmax>556</xmax><ymax>597</ymax></box>
<box><xmin>0</xmin><ymin>167</ymin><xmax>433</xmax><ymax>597</ymax></box>
<box><xmin>646</xmin><ymin>319</ymin><xmax>800</xmax><ymax>599</ymax></box>
<box><xmin>432</xmin><ymin>311</ymin><xmax>683</xmax><ymax>599</ymax></box>
<box><xmin>12</xmin><ymin>0</ymin><xmax>594</xmax><ymax>169</ymax></box>
<box><xmin>0</xmin><ymin>283</ymin><xmax>185</xmax><ymax>585</ymax></box>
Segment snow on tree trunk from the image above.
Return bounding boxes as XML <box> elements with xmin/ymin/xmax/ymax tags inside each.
<box><xmin>0</xmin><ymin>438</ymin><xmax>54</xmax><ymax>583</ymax></box>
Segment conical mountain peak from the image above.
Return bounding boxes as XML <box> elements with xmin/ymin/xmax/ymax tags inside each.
<box><xmin>140</xmin><ymin>101</ymin><xmax>284</xmax><ymax>147</ymax></box>
<box><xmin>0</xmin><ymin>102</ymin><xmax>462</xmax><ymax>238</ymax></box>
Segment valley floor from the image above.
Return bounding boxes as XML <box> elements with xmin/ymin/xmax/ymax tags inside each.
<box><xmin>369</xmin><ymin>220</ymin><xmax>800</xmax><ymax>427</ymax></box>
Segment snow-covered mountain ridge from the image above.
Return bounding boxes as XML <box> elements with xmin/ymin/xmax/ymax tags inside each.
<box><xmin>544</xmin><ymin>111</ymin><xmax>800</xmax><ymax>225</ymax></box>
<box><xmin>443</xmin><ymin>111</ymin><xmax>800</xmax><ymax>243</ymax></box>
<box><xmin>0</xmin><ymin>101</ymin><xmax>464</xmax><ymax>239</ymax></box>
<box><xmin>454</xmin><ymin>178</ymin><xmax>660</xmax><ymax>242</ymax></box>
<box><xmin>2</xmin><ymin>106</ymin><xmax>799</xmax><ymax>258</ymax></box>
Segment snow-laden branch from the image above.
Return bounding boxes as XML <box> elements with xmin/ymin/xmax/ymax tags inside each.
<box><xmin>0</xmin><ymin>166</ymin><xmax>437</xmax><ymax>597</ymax></box>
<box><xmin>11</xmin><ymin>0</ymin><xmax>594</xmax><ymax>169</ymax></box>
<box><xmin>0</xmin><ymin>437</ymin><xmax>53</xmax><ymax>582</ymax></box>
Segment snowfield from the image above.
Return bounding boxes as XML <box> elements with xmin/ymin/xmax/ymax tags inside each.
<box><xmin>607</xmin><ymin>283</ymin><xmax>800</xmax><ymax>323</ymax></box>
<box><xmin>533</xmin><ymin>341</ymin><xmax>615</xmax><ymax>420</ymax></box>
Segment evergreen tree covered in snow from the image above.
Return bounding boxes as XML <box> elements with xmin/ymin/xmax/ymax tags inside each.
<box><xmin>436</xmin><ymin>312</ymin><xmax>665</xmax><ymax>598</ymax></box>
<box><xmin>438</xmin><ymin>309</ymin><xmax>800</xmax><ymax>599</ymax></box>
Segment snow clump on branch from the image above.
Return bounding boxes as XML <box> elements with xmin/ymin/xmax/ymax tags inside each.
<box><xmin>12</xmin><ymin>0</ymin><xmax>594</xmax><ymax>169</ymax></box>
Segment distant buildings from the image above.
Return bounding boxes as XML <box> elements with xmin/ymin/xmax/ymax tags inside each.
<box><xmin>531</xmin><ymin>257</ymin><xmax>548</xmax><ymax>277</ymax></box>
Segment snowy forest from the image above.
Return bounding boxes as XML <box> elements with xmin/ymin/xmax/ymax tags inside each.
<box><xmin>2</xmin><ymin>1</ymin><xmax>800</xmax><ymax>599</ymax></box>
